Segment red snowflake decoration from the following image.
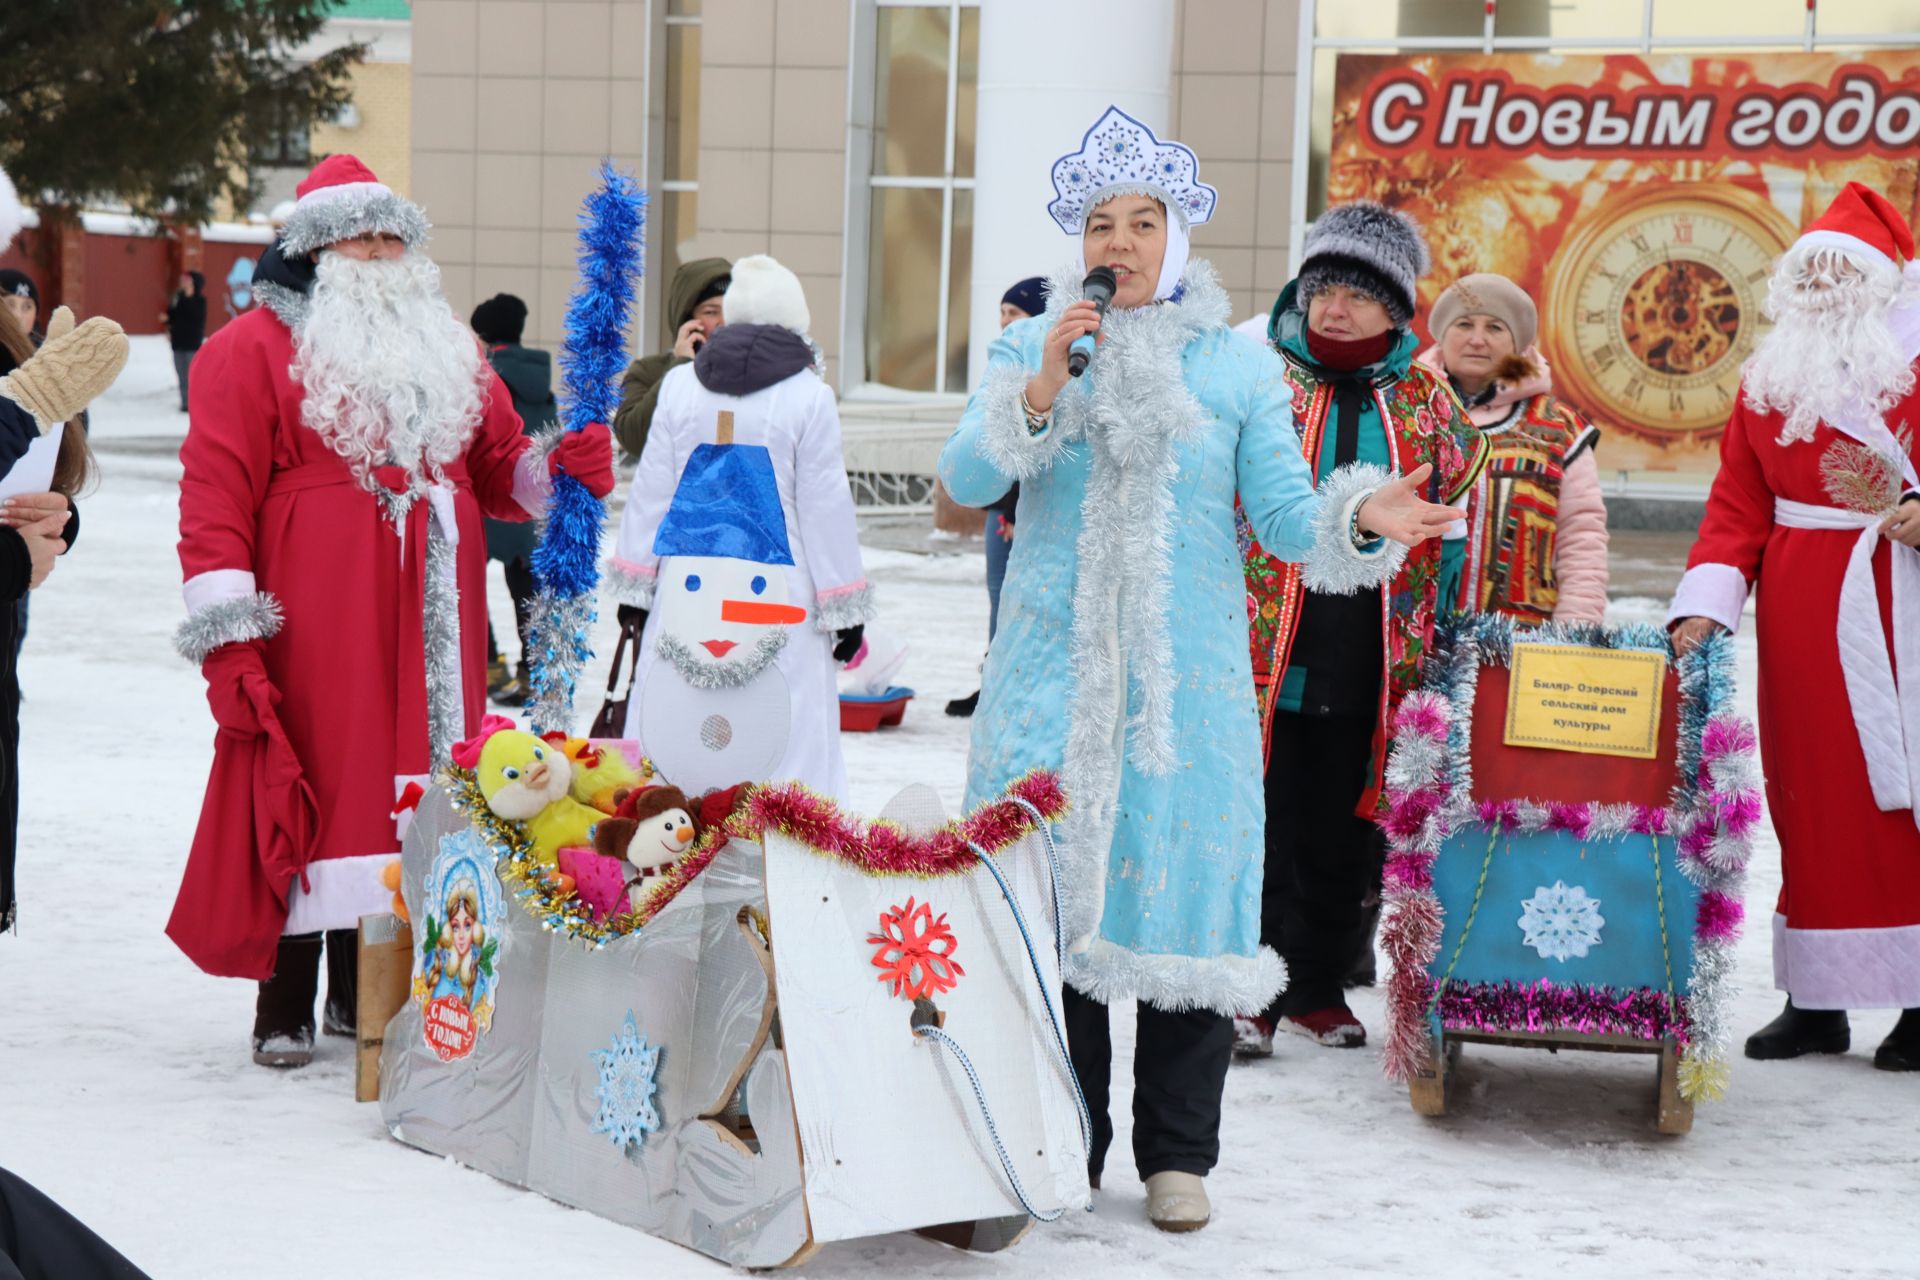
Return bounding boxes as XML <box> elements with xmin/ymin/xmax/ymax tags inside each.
<box><xmin>867</xmin><ymin>897</ymin><xmax>965</xmax><ymax>1001</ymax></box>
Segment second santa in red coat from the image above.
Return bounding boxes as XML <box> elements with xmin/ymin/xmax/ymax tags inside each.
<box><xmin>167</xmin><ymin>155</ymin><xmax>614</xmax><ymax>1065</ymax></box>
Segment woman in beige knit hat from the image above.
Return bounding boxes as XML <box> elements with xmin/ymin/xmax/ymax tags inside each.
<box><xmin>1415</xmin><ymin>271</ymin><xmax>1610</xmax><ymax>624</ymax></box>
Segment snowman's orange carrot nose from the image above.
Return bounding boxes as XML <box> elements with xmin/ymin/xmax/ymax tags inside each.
<box><xmin>722</xmin><ymin>599</ymin><xmax>808</xmax><ymax>624</ymax></box>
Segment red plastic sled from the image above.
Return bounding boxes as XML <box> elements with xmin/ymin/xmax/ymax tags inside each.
<box><xmin>840</xmin><ymin>687</ymin><xmax>913</xmax><ymax>732</ymax></box>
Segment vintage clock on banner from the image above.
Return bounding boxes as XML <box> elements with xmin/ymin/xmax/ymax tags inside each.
<box><xmin>1544</xmin><ymin>184</ymin><xmax>1796</xmax><ymax>442</ymax></box>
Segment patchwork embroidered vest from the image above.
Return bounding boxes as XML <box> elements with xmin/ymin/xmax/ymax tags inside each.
<box><xmin>1239</xmin><ymin>357</ymin><xmax>1488</xmax><ymax>813</ymax></box>
<box><xmin>1455</xmin><ymin>394</ymin><xmax>1595</xmax><ymax>625</ymax></box>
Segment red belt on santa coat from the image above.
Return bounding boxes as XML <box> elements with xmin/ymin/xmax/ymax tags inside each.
<box><xmin>264</xmin><ymin>460</ymin><xmax>471</xmax><ymax>793</ymax></box>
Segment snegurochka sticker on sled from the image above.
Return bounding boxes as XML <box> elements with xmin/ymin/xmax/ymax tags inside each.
<box><xmin>412</xmin><ymin>830</ymin><xmax>506</xmax><ymax>1061</ymax></box>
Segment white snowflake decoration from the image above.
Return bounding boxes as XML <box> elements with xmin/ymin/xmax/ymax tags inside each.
<box><xmin>591</xmin><ymin>1011</ymin><xmax>662</xmax><ymax>1148</ymax></box>
<box><xmin>1518</xmin><ymin>881</ymin><xmax>1605</xmax><ymax>962</ymax></box>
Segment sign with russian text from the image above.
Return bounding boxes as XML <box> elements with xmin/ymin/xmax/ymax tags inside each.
<box><xmin>1503</xmin><ymin>642</ymin><xmax>1665</xmax><ymax>759</ymax></box>
<box><xmin>1329</xmin><ymin>52</ymin><xmax>1920</xmax><ymax>490</ymax></box>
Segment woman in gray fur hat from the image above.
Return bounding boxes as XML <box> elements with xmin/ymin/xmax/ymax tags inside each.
<box><xmin>1237</xmin><ymin>200</ymin><xmax>1489</xmax><ymax>1057</ymax></box>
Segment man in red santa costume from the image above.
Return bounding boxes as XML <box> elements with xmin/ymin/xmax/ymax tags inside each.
<box><xmin>168</xmin><ymin>155</ymin><xmax>614</xmax><ymax>1067</ymax></box>
<box><xmin>1671</xmin><ymin>181</ymin><xmax>1920</xmax><ymax>1072</ymax></box>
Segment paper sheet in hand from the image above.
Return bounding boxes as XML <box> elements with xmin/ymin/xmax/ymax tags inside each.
<box><xmin>0</xmin><ymin>423</ymin><xmax>64</xmax><ymax>501</ymax></box>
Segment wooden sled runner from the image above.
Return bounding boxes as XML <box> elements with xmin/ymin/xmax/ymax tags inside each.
<box><xmin>377</xmin><ymin>759</ymin><xmax>1088</xmax><ymax>1268</ymax></box>
<box><xmin>1405</xmin><ymin>1028</ymin><xmax>1694</xmax><ymax>1135</ymax></box>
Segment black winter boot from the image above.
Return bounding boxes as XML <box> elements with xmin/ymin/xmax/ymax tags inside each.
<box><xmin>493</xmin><ymin>661</ymin><xmax>531</xmax><ymax>708</ymax></box>
<box><xmin>1872</xmin><ymin>1009</ymin><xmax>1920</xmax><ymax>1072</ymax></box>
<box><xmin>253</xmin><ymin>933</ymin><xmax>323</xmax><ymax>1067</ymax></box>
<box><xmin>1347</xmin><ymin>893</ymin><xmax>1382</xmax><ymax>988</ymax></box>
<box><xmin>322</xmin><ymin>927</ymin><xmax>359</xmax><ymax>1037</ymax></box>
<box><xmin>1744</xmin><ymin>998</ymin><xmax>1850</xmax><ymax>1060</ymax></box>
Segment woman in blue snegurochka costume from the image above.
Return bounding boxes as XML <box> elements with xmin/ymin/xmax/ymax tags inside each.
<box><xmin>937</xmin><ymin>106</ymin><xmax>1457</xmax><ymax>1233</ymax></box>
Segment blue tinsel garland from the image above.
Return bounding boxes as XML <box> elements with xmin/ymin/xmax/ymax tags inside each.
<box><xmin>527</xmin><ymin>162</ymin><xmax>647</xmax><ymax>735</ymax></box>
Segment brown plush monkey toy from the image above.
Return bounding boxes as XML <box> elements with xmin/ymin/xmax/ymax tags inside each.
<box><xmin>593</xmin><ymin>785</ymin><xmax>699</xmax><ymax>913</ymax></box>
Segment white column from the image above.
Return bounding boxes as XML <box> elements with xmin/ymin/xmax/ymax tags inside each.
<box><xmin>967</xmin><ymin>0</ymin><xmax>1177</xmax><ymax>391</ymax></box>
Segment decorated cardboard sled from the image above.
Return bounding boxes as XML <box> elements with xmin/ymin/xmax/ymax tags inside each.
<box><xmin>1379</xmin><ymin>617</ymin><xmax>1760</xmax><ymax>1133</ymax></box>
<box><xmin>372</xmin><ymin>167</ymin><xmax>1089</xmax><ymax>1265</ymax></box>
<box><xmin>377</xmin><ymin>749</ymin><xmax>1088</xmax><ymax>1268</ymax></box>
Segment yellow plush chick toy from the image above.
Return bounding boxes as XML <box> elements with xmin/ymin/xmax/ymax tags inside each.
<box><xmin>547</xmin><ymin>734</ymin><xmax>652</xmax><ymax>815</ymax></box>
<box><xmin>474</xmin><ymin>730</ymin><xmax>605</xmax><ymax>868</ymax></box>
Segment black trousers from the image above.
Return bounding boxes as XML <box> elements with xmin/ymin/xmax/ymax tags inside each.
<box><xmin>1061</xmin><ymin>987</ymin><xmax>1233</xmax><ymax>1181</ymax></box>
<box><xmin>253</xmin><ymin>930</ymin><xmax>358</xmax><ymax>1039</ymax></box>
<box><xmin>1261</xmin><ymin>709</ymin><xmax>1388</xmax><ymax>1022</ymax></box>
<box><xmin>487</xmin><ymin>557</ymin><xmax>539</xmax><ymax>665</ymax></box>
<box><xmin>0</xmin><ymin>1167</ymin><xmax>150</xmax><ymax>1280</ymax></box>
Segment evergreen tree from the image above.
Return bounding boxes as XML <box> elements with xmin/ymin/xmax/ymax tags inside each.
<box><xmin>0</xmin><ymin>1</ymin><xmax>363</xmax><ymax>221</ymax></box>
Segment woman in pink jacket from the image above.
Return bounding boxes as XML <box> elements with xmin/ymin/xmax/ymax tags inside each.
<box><xmin>1417</xmin><ymin>273</ymin><xmax>1610</xmax><ymax>624</ymax></box>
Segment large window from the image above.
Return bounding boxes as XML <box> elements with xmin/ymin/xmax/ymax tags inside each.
<box><xmin>657</xmin><ymin>0</ymin><xmax>701</xmax><ymax>344</ymax></box>
<box><xmin>859</xmin><ymin>1</ymin><xmax>978</xmax><ymax>395</ymax></box>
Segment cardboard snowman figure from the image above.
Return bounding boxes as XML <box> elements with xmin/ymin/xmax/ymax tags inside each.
<box><xmin>607</xmin><ymin>256</ymin><xmax>875</xmax><ymax>798</ymax></box>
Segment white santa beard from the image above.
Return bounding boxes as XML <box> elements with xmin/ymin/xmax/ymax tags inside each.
<box><xmin>1742</xmin><ymin>246</ymin><xmax>1915</xmax><ymax>446</ymax></box>
<box><xmin>292</xmin><ymin>251</ymin><xmax>488</xmax><ymax>490</ymax></box>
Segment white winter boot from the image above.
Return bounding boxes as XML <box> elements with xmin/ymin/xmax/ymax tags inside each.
<box><xmin>1144</xmin><ymin>1171</ymin><xmax>1211</xmax><ymax>1233</ymax></box>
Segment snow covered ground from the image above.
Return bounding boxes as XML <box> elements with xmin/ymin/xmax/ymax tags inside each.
<box><xmin>1</xmin><ymin>337</ymin><xmax>1914</xmax><ymax>1278</ymax></box>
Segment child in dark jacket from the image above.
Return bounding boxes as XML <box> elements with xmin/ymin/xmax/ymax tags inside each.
<box><xmin>470</xmin><ymin>293</ymin><xmax>557</xmax><ymax>705</ymax></box>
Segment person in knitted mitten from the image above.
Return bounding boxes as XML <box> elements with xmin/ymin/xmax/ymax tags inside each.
<box><xmin>0</xmin><ymin>306</ymin><xmax>127</xmax><ymax>936</ymax></box>
<box><xmin>0</xmin><ymin>305</ymin><xmax>128</xmax><ymax>430</ymax></box>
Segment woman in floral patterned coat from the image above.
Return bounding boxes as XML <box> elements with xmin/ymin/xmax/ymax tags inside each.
<box><xmin>1237</xmin><ymin>202</ymin><xmax>1488</xmax><ymax>1055</ymax></box>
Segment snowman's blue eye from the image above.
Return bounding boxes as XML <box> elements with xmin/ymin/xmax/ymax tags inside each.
<box><xmin>685</xmin><ymin>574</ymin><xmax>702</xmax><ymax>592</ymax></box>
<box><xmin>751</xmin><ymin>575</ymin><xmax>767</xmax><ymax>595</ymax></box>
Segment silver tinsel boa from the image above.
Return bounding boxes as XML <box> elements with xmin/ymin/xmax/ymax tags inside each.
<box><xmin>655</xmin><ymin>629</ymin><xmax>788</xmax><ymax>689</ymax></box>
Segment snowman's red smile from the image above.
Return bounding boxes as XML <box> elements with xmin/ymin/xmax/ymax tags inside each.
<box><xmin>700</xmin><ymin>639</ymin><xmax>738</xmax><ymax>658</ymax></box>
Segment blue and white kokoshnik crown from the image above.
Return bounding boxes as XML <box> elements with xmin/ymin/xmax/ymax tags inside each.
<box><xmin>1047</xmin><ymin>106</ymin><xmax>1218</xmax><ymax>234</ymax></box>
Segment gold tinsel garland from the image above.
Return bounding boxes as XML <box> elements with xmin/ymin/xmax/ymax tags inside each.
<box><xmin>444</xmin><ymin>765</ymin><xmax>749</xmax><ymax>948</ymax></box>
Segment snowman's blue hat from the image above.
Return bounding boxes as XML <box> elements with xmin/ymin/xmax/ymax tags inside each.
<box><xmin>652</xmin><ymin>443</ymin><xmax>795</xmax><ymax>566</ymax></box>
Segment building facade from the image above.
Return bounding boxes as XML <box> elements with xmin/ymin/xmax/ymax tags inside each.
<box><xmin>409</xmin><ymin>0</ymin><xmax>1303</xmax><ymax>392</ymax></box>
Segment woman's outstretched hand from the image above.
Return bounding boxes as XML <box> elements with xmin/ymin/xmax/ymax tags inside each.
<box><xmin>1354</xmin><ymin>463</ymin><xmax>1460</xmax><ymax>546</ymax></box>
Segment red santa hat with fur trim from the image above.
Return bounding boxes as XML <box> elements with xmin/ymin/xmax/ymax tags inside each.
<box><xmin>1794</xmin><ymin>181</ymin><xmax>1917</xmax><ymax>279</ymax></box>
<box><xmin>279</xmin><ymin>153</ymin><xmax>430</xmax><ymax>260</ymax></box>
<box><xmin>0</xmin><ymin>165</ymin><xmax>26</xmax><ymax>257</ymax></box>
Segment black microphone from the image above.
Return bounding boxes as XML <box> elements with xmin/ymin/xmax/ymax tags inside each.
<box><xmin>1067</xmin><ymin>266</ymin><xmax>1117</xmax><ymax>378</ymax></box>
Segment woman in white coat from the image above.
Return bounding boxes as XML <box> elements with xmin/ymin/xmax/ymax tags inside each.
<box><xmin>606</xmin><ymin>256</ymin><xmax>873</xmax><ymax>799</ymax></box>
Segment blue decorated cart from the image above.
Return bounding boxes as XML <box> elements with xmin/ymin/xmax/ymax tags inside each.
<box><xmin>1379</xmin><ymin>617</ymin><xmax>1761</xmax><ymax>1132</ymax></box>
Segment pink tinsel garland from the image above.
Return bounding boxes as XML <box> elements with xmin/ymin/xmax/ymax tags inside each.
<box><xmin>1546</xmin><ymin>801</ymin><xmax>1594</xmax><ymax>839</ymax></box>
<box><xmin>1629</xmin><ymin>806</ymin><xmax>1671</xmax><ymax>836</ymax></box>
<box><xmin>1392</xmin><ymin>691</ymin><xmax>1450</xmax><ymax>740</ymax></box>
<box><xmin>1695</xmin><ymin>889</ymin><xmax>1745</xmax><ymax>940</ymax></box>
<box><xmin>1700</xmin><ymin>717</ymin><xmax>1757</xmax><ymax>761</ymax></box>
<box><xmin>1431</xmin><ymin>978</ymin><xmax>1689</xmax><ymax>1044</ymax></box>
<box><xmin>1380</xmin><ymin>696</ymin><xmax>1452</xmax><ymax>1083</ymax></box>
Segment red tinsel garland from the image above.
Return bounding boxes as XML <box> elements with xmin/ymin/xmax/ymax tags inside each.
<box><xmin>743</xmin><ymin>770</ymin><xmax>1069</xmax><ymax>877</ymax></box>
